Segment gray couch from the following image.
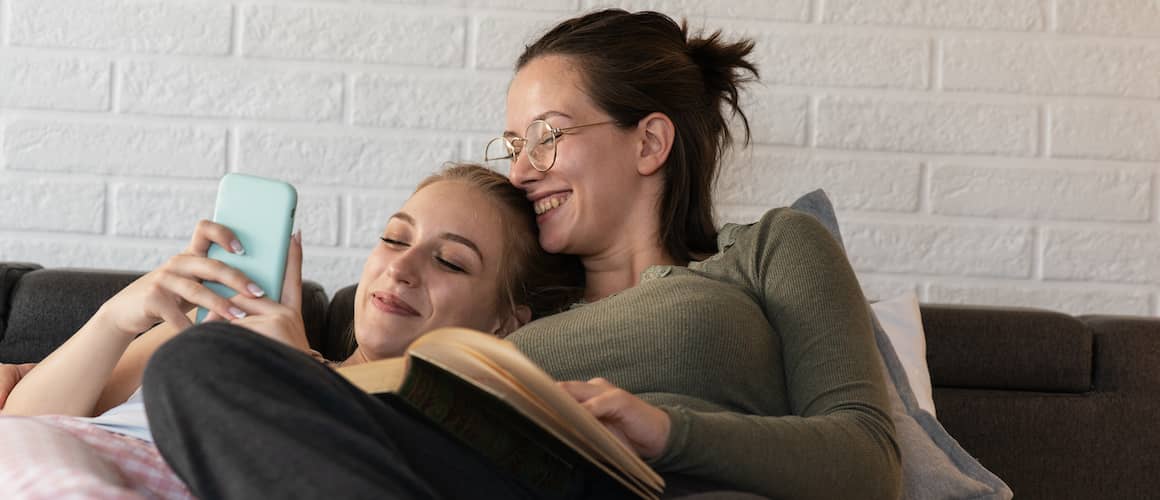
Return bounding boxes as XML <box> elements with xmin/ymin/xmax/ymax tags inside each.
<box><xmin>2</xmin><ymin>262</ymin><xmax>1158</xmax><ymax>499</ymax></box>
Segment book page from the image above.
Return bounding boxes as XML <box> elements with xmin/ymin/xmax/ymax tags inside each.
<box><xmin>336</xmin><ymin>356</ymin><xmax>407</xmax><ymax>394</ymax></box>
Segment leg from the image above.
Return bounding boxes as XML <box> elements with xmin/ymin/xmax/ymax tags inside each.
<box><xmin>0</xmin><ymin>417</ymin><xmax>145</xmax><ymax>500</ymax></box>
<box><xmin>143</xmin><ymin>322</ymin><xmax>539</xmax><ymax>500</ymax></box>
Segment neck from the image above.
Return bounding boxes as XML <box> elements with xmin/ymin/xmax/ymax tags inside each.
<box><xmin>342</xmin><ymin>347</ymin><xmax>373</xmax><ymax>367</ymax></box>
<box><xmin>581</xmin><ymin>241</ymin><xmax>678</xmax><ymax>302</ymax></box>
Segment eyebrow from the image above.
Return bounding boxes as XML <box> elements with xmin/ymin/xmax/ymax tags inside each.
<box><xmin>503</xmin><ymin>110</ymin><xmax>572</xmax><ymax>136</ymax></box>
<box><xmin>388</xmin><ymin>212</ymin><xmax>484</xmax><ymax>262</ymax></box>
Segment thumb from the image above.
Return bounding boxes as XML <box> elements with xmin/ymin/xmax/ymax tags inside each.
<box><xmin>280</xmin><ymin>230</ymin><xmax>303</xmax><ymax>311</ymax></box>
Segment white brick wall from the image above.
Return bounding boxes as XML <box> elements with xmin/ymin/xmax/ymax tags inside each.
<box><xmin>1</xmin><ymin>0</ymin><xmax>1157</xmax><ymax>317</ymax></box>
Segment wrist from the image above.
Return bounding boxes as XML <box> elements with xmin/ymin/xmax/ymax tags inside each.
<box><xmin>91</xmin><ymin>304</ymin><xmax>144</xmax><ymax>341</ymax></box>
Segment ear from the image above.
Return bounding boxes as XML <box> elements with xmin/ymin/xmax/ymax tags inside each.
<box><xmin>491</xmin><ymin>305</ymin><xmax>533</xmax><ymax>338</ymax></box>
<box><xmin>636</xmin><ymin>112</ymin><xmax>675</xmax><ymax>177</ymax></box>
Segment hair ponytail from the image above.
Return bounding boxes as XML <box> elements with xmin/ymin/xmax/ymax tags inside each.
<box><xmin>685</xmin><ymin>27</ymin><xmax>759</xmax><ymax>148</ymax></box>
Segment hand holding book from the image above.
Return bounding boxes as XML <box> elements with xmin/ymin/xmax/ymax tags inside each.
<box><xmin>557</xmin><ymin>377</ymin><xmax>671</xmax><ymax>460</ymax></box>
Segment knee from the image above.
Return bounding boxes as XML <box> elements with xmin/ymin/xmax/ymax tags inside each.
<box><xmin>143</xmin><ymin>322</ymin><xmax>256</xmax><ymax>391</ymax></box>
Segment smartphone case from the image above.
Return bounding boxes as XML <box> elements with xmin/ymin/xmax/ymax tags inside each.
<box><xmin>196</xmin><ymin>173</ymin><xmax>297</xmax><ymax>323</ymax></box>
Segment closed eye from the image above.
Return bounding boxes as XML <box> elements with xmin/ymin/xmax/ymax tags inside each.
<box><xmin>436</xmin><ymin>256</ymin><xmax>466</xmax><ymax>273</ymax></box>
<box><xmin>380</xmin><ymin>237</ymin><xmax>409</xmax><ymax>247</ymax></box>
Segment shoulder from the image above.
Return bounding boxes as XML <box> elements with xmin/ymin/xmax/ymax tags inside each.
<box><xmin>724</xmin><ymin>207</ymin><xmax>840</xmax><ymax>253</ymax></box>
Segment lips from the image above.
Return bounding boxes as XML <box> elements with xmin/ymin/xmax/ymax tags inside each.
<box><xmin>371</xmin><ymin>291</ymin><xmax>420</xmax><ymax>317</ymax></box>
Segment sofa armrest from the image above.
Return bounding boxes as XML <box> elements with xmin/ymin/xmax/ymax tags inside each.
<box><xmin>0</xmin><ymin>262</ymin><xmax>43</xmax><ymax>343</ymax></box>
<box><xmin>920</xmin><ymin>303</ymin><xmax>1092</xmax><ymax>392</ymax></box>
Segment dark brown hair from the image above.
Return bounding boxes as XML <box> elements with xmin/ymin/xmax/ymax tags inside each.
<box><xmin>415</xmin><ymin>163</ymin><xmax>584</xmax><ymax>321</ymax></box>
<box><xmin>517</xmin><ymin>9</ymin><xmax>759</xmax><ymax>263</ymax></box>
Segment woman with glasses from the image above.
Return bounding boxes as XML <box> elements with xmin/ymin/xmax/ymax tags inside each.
<box><xmin>142</xmin><ymin>9</ymin><xmax>901</xmax><ymax>500</ymax></box>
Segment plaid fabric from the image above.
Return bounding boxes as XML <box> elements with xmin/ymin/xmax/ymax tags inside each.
<box><xmin>0</xmin><ymin>416</ymin><xmax>193</xmax><ymax>500</ymax></box>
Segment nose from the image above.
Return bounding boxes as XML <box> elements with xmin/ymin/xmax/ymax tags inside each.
<box><xmin>507</xmin><ymin>150</ymin><xmax>545</xmax><ymax>190</ymax></box>
<box><xmin>385</xmin><ymin>247</ymin><xmax>422</xmax><ymax>287</ymax></box>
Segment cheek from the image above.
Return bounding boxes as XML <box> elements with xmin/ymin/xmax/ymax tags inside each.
<box><xmin>430</xmin><ymin>278</ymin><xmax>504</xmax><ymax>330</ymax></box>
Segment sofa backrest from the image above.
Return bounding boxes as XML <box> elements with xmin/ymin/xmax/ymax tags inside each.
<box><xmin>0</xmin><ymin>263</ymin><xmax>330</xmax><ymax>364</ymax></box>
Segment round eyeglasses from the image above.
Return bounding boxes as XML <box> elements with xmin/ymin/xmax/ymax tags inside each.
<box><xmin>484</xmin><ymin>119</ymin><xmax>618</xmax><ymax>172</ymax></box>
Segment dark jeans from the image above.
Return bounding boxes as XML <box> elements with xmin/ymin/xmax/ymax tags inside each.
<box><xmin>143</xmin><ymin>322</ymin><xmax>553</xmax><ymax>499</ymax></box>
<box><xmin>143</xmin><ymin>323</ymin><xmax>762</xmax><ymax>500</ymax></box>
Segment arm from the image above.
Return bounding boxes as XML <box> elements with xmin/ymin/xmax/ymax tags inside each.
<box><xmin>0</xmin><ymin>221</ymin><xmax>267</xmax><ymax>417</ymax></box>
<box><xmin>654</xmin><ymin>210</ymin><xmax>900</xmax><ymax>499</ymax></box>
<box><xmin>563</xmin><ymin>210</ymin><xmax>900</xmax><ymax>499</ymax></box>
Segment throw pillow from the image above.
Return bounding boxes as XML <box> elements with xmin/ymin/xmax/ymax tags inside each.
<box><xmin>789</xmin><ymin>189</ymin><xmax>1012</xmax><ymax>500</ymax></box>
<box><xmin>871</xmin><ymin>292</ymin><xmax>936</xmax><ymax>416</ymax></box>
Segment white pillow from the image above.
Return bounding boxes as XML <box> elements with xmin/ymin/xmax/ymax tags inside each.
<box><xmin>870</xmin><ymin>292</ymin><xmax>935</xmax><ymax>416</ymax></box>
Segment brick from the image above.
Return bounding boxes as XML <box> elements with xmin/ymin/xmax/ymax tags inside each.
<box><xmin>245</xmin><ymin>5</ymin><xmax>465</xmax><ymax>67</ymax></box>
<box><xmin>928</xmin><ymin>282</ymin><xmax>1152</xmax><ymax>316</ymax></box>
<box><xmin>239</xmin><ymin>128</ymin><xmax>459</xmax><ymax>188</ymax></box>
<box><xmin>347</xmin><ymin>0</ymin><xmax>576</xmax><ymax>9</ymax></box>
<box><xmin>0</xmin><ymin>177</ymin><xmax>104</xmax><ymax>233</ymax></box>
<box><xmin>856</xmin><ymin>274</ymin><xmax>921</xmax><ymax>302</ymax></box>
<box><xmin>112</xmin><ymin>184</ymin><xmax>215</xmax><ymax>239</ymax></box>
<box><xmin>0</xmin><ymin>55</ymin><xmax>109</xmax><ymax>111</ymax></box>
<box><xmin>352</xmin><ymin>73</ymin><xmax>507</xmax><ymax>132</ymax></box>
<box><xmin>120</xmin><ymin>60</ymin><xmax>343</xmax><ymax>121</ymax></box>
<box><xmin>3</xmin><ymin>120</ymin><xmax>225</xmax><ymax>178</ymax></box>
<box><xmin>718</xmin><ymin>150</ymin><xmax>920</xmax><ymax>212</ymax></box>
<box><xmin>290</xmin><ymin>191</ymin><xmax>341</xmax><ymax>247</ymax></box>
<box><xmin>930</xmin><ymin>164</ymin><xmax>1151</xmax><ymax>222</ymax></box>
<box><xmin>583</xmin><ymin>0</ymin><xmax>810</xmax><ymax>21</ymax></box>
<box><xmin>742</xmin><ymin>87</ymin><xmax>808</xmax><ymax>146</ymax></box>
<box><xmin>10</xmin><ymin>0</ymin><xmax>230</xmax><ymax>55</ymax></box>
<box><xmin>944</xmin><ymin>38</ymin><xmax>1160</xmax><ymax>98</ymax></box>
<box><xmin>347</xmin><ymin>192</ymin><xmax>412</xmax><ymax>248</ymax></box>
<box><xmin>1051</xmin><ymin>103</ymin><xmax>1160</xmax><ymax>161</ymax></box>
<box><xmin>474</xmin><ymin>15</ymin><xmax>561</xmax><ymax>71</ymax></box>
<box><xmin>843</xmin><ymin>220</ymin><xmax>1033</xmax><ymax>278</ymax></box>
<box><xmin>1044</xmin><ymin>228</ymin><xmax>1160</xmax><ymax>284</ymax></box>
<box><xmin>752</xmin><ymin>31</ymin><xmax>928</xmax><ymax>89</ymax></box>
<box><xmin>1057</xmin><ymin>0</ymin><xmax>1160</xmax><ymax>36</ymax></box>
<box><xmin>0</xmin><ymin>238</ymin><xmax>176</xmax><ymax>271</ymax></box>
<box><xmin>817</xmin><ymin>96</ymin><xmax>1038</xmax><ymax>156</ymax></box>
<box><xmin>824</xmin><ymin>0</ymin><xmax>1043</xmax><ymax>30</ymax></box>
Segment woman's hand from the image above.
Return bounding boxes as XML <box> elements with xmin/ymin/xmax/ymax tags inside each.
<box><xmin>0</xmin><ymin>363</ymin><xmax>36</xmax><ymax>409</ymax></box>
<box><xmin>95</xmin><ymin>220</ymin><xmax>266</xmax><ymax>339</ymax></box>
<box><xmin>558</xmin><ymin>377</ymin><xmax>671</xmax><ymax>459</ymax></box>
<box><xmin>214</xmin><ymin>231</ymin><xmax>311</xmax><ymax>354</ymax></box>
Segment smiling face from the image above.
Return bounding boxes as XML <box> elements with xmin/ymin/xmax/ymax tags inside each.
<box><xmin>351</xmin><ymin>180</ymin><xmax>510</xmax><ymax>359</ymax></box>
<box><xmin>505</xmin><ymin>55</ymin><xmax>647</xmax><ymax>257</ymax></box>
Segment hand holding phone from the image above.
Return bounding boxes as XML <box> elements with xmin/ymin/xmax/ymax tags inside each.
<box><xmin>196</xmin><ymin>173</ymin><xmax>297</xmax><ymax>323</ymax></box>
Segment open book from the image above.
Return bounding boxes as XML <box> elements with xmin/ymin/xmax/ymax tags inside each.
<box><xmin>336</xmin><ymin>327</ymin><xmax>665</xmax><ymax>499</ymax></box>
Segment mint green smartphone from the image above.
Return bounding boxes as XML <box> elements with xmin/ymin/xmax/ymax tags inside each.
<box><xmin>195</xmin><ymin>173</ymin><xmax>298</xmax><ymax>323</ymax></box>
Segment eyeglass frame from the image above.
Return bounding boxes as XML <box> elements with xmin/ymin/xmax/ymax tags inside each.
<box><xmin>484</xmin><ymin>119</ymin><xmax>619</xmax><ymax>172</ymax></box>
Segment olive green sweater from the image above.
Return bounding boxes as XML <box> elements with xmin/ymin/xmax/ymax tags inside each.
<box><xmin>508</xmin><ymin>208</ymin><xmax>902</xmax><ymax>500</ymax></box>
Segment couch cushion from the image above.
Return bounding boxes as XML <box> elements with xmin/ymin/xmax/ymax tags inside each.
<box><xmin>1</xmin><ymin>268</ymin><xmax>142</xmax><ymax>363</ymax></box>
<box><xmin>922</xmin><ymin>304</ymin><xmax>1092</xmax><ymax>393</ymax></box>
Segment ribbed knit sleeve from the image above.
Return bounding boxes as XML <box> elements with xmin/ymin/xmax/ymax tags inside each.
<box><xmin>648</xmin><ymin>209</ymin><xmax>900</xmax><ymax>499</ymax></box>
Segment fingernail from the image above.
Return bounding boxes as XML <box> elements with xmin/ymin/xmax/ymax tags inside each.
<box><xmin>230</xmin><ymin>240</ymin><xmax>245</xmax><ymax>255</ymax></box>
<box><xmin>229</xmin><ymin>307</ymin><xmax>247</xmax><ymax>319</ymax></box>
<box><xmin>293</xmin><ymin>229</ymin><xmax>302</xmax><ymax>244</ymax></box>
<box><xmin>247</xmin><ymin>283</ymin><xmax>265</xmax><ymax>297</ymax></box>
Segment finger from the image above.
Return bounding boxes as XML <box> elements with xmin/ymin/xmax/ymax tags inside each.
<box><xmin>169</xmin><ymin>254</ymin><xmax>266</xmax><ymax>299</ymax></box>
<box><xmin>163</xmin><ymin>274</ymin><xmax>247</xmax><ymax>321</ymax></box>
<box><xmin>227</xmin><ymin>294</ymin><xmax>283</xmax><ymax>315</ymax></box>
<box><xmin>557</xmin><ymin>380</ymin><xmax>608</xmax><ymax>403</ymax></box>
<box><xmin>280</xmin><ymin>230</ymin><xmax>303</xmax><ymax>311</ymax></box>
<box><xmin>202</xmin><ymin>310</ymin><xmax>225</xmax><ymax>323</ymax></box>
<box><xmin>186</xmin><ymin>219</ymin><xmax>243</xmax><ymax>257</ymax></box>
